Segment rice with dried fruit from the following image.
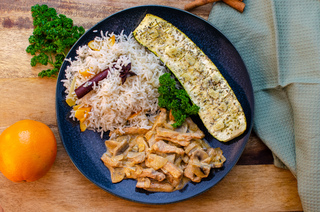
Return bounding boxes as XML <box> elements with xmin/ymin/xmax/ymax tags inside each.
<box><xmin>62</xmin><ymin>31</ymin><xmax>168</xmax><ymax>135</ymax></box>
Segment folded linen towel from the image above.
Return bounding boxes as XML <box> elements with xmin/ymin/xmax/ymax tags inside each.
<box><xmin>208</xmin><ymin>0</ymin><xmax>320</xmax><ymax>211</ymax></box>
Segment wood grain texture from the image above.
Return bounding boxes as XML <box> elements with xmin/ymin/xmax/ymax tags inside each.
<box><xmin>0</xmin><ymin>0</ymin><xmax>302</xmax><ymax>211</ymax></box>
<box><xmin>237</xmin><ymin>131</ymin><xmax>274</xmax><ymax>165</ymax></box>
<box><xmin>0</xmin><ymin>78</ymin><xmax>57</xmax><ymax>127</ymax></box>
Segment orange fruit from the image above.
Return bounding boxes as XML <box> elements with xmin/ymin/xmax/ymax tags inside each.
<box><xmin>0</xmin><ymin>120</ymin><xmax>57</xmax><ymax>182</ymax></box>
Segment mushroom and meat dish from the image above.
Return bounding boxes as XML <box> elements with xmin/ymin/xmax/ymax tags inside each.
<box><xmin>101</xmin><ymin>108</ymin><xmax>226</xmax><ymax>192</ymax></box>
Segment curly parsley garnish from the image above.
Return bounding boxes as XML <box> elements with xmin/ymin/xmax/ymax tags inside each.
<box><xmin>158</xmin><ymin>73</ymin><xmax>200</xmax><ymax>128</ymax></box>
<box><xmin>26</xmin><ymin>4</ymin><xmax>85</xmax><ymax>78</ymax></box>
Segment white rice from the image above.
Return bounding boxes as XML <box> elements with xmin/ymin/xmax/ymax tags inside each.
<box><xmin>62</xmin><ymin>31</ymin><xmax>168</xmax><ymax>136</ymax></box>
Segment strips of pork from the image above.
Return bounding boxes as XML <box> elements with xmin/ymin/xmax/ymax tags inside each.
<box><xmin>136</xmin><ymin>178</ymin><xmax>174</xmax><ymax>192</ymax></box>
<box><xmin>152</xmin><ymin>140</ymin><xmax>184</xmax><ymax>155</ymax></box>
<box><xmin>162</xmin><ymin>161</ymin><xmax>183</xmax><ymax>179</ymax></box>
<box><xmin>155</xmin><ymin>127</ymin><xmax>204</xmax><ymax>146</ymax></box>
<box><xmin>137</xmin><ymin>168</ymin><xmax>166</xmax><ymax>181</ymax></box>
<box><xmin>101</xmin><ymin>108</ymin><xmax>226</xmax><ymax>192</ymax></box>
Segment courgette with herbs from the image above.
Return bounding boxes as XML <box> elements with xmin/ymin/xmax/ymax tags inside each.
<box><xmin>133</xmin><ymin>14</ymin><xmax>246</xmax><ymax>142</ymax></box>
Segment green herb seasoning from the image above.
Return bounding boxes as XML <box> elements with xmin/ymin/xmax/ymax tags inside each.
<box><xmin>26</xmin><ymin>4</ymin><xmax>85</xmax><ymax>77</ymax></box>
<box><xmin>158</xmin><ymin>73</ymin><xmax>200</xmax><ymax>128</ymax></box>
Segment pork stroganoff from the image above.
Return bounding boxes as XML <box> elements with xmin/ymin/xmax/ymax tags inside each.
<box><xmin>62</xmin><ymin>31</ymin><xmax>226</xmax><ymax>192</ymax></box>
<box><xmin>102</xmin><ymin>108</ymin><xmax>226</xmax><ymax>192</ymax></box>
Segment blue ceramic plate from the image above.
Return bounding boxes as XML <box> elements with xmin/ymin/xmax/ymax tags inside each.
<box><xmin>56</xmin><ymin>5</ymin><xmax>254</xmax><ymax>204</ymax></box>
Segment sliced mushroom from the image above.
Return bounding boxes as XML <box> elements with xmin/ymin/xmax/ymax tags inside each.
<box><xmin>184</xmin><ymin>163</ymin><xmax>201</xmax><ymax>182</ymax></box>
<box><xmin>174</xmin><ymin>121</ymin><xmax>188</xmax><ymax>133</ymax></box>
<box><xmin>109</xmin><ymin>167</ymin><xmax>126</xmax><ymax>183</ymax></box>
<box><xmin>101</xmin><ymin>153</ymin><xmax>124</xmax><ymax>168</ymax></box>
<box><xmin>175</xmin><ymin>177</ymin><xmax>191</xmax><ymax>191</ymax></box>
<box><xmin>174</xmin><ymin>156</ymin><xmax>186</xmax><ymax>170</ymax></box>
<box><xmin>190</xmin><ymin>163</ymin><xmax>211</xmax><ymax>178</ymax></box>
<box><xmin>208</xmin><ymin>147</ymin><xmax>226</xmax><ymax>168</ymax></box>
<box><xmin>104</xmin><ymin>140</ymin><xmax>118</xmax><ymax>155</ymax></box>
<box><xmin>113</xmin><ymin>137</ymin><xmax>129</xmax><ymax>156</ymax></box>
<box><xmin>184</xmin><ymin>149</ymin><xmax>212</xmax><ymax>181</ymax></box>
<box><xmin>192</xmin><ymin>149</ymin><xmax>210</xmax><ymax>162</ymax></box>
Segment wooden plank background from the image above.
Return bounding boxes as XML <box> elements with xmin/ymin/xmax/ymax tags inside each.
<box><xmin>0</xmin><ymin>0</ymin><xmax>303</xmax><ymax>211</ymax></box>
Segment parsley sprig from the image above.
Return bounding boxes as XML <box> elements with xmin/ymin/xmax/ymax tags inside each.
<box><xmin>158</xmin><ymin>73</ymin><xmax>200</xmax><ymax>128</ymax></box>
<box><xmin>26</xmin><ymin>4</ymin><xmax>85</xmax><ymax>77</ymax></box>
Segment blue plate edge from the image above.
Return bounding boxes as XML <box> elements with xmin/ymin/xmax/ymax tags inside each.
<box><xmin>55</xmin><ymin>5</ymin><xmax>255</xmax><ymax>205</ymax></box>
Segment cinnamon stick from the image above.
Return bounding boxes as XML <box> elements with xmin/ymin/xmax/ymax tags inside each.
<box><xmin>184</xmin><ymin>0</ymin><xmax>219</xmax><ymax>11</ymax></box>
<box><xmin>74</xmin><ymin>68</ymin><xmax>111</xmax><ymax>99</ymax></box>
<box><xmin>222</xmin><ymin>0</ymin><xmax>245</xmax><ymax>13</ymax></box>
<box><xmin>184</xmin><ymin>0</ymin><xmax>245</xmax><ymax>13</ymax></box>
<box><xmin>74</xmin><ymin>63</ymin><xmax>131</xmax><ymax>99</ymax></box>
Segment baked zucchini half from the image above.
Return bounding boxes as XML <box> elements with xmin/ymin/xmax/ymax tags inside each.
<box><xmin>133</xmin><ymin>14</ymin><xmax>246</xmax><ymax>142</ymax></box>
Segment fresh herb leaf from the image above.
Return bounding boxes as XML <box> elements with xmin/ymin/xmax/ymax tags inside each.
<box><xmin>158</xmin><ymin>73</ymin><xmax>200</xmax><ymax>127</ymax></box>
<box><xmin>26</xmin><ymin>4</ymin><xmax>85</xmax><ymax>78</ymax></box>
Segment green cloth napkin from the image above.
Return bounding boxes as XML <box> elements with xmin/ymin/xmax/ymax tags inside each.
<box><xmin>208</xmin><ymin>0</ymin><xmax>320</xmax><ymax>211</ymax></box>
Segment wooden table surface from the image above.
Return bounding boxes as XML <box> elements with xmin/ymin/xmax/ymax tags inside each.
<box><xmin>0</xmin><ymin>0</ymin><xmax>303</xmax><ymax>211</ymax></box>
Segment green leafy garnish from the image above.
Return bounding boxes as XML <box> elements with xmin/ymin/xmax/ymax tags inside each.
<box><xmin>158</xmin><ymin>73</ymin><xmax>200</xmax><ymax>128</ymax></box>
<box><xmin>26</xmin><ymin>4</ymin><xmax>85</xmax><ymax>78</ymax></box>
